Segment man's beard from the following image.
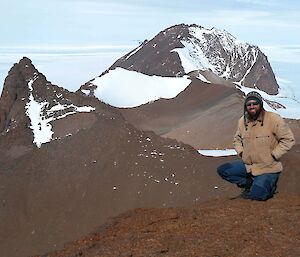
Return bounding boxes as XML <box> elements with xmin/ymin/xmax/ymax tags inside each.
<box><xmin>247</xmin><ymin>108</ymin><xmax>261</xmax><ymax>120</ymax></box>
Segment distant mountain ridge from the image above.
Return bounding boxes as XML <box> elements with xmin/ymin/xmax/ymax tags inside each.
<box><xmin>81</xmin><ymin>23</ymin><xmax>278</xmax><ymax>95</ymax></box>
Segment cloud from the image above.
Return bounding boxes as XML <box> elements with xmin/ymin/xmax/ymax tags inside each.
<box><xmin>260</xmin><ymin>44</ymin><xmax>300</xmax><ymax>63</ymax></box>
<box><xmin>198</xmin><ymin>9</ymin><xmax>300</xmax><ymax>29</ymax></box>
<box><xmin>69</xmin><ymin>0</ymin><xmax>179</xmax><ymax>16</ymax></box>
<box><xmin>235</xmin><ymin>0</ymin><xmax>281</xmax><ymax>6</ymax></box>
<box><xmin>0</xmin><ymin>45</ymin><xmax>136</xmax><ymax>62</ymax></box>
<box><xmin>211</xmin><ymin>9</ymin><xmax>270</xmax><ymax>23</ymax></box>
<box><xmin>0</xmin><ymin>44</ymin><xmax>136</xmax><ymax>52</ymax></box>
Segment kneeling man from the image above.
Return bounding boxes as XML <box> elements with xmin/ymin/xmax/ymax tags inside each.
<box><xmin>217</xmin><ymin>91</ymin><xmax>295</xmax><ymax>200</ymax></box>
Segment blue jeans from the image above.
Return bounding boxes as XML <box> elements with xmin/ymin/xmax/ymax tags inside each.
<box><xmin>217</xmin><ymin>160</ymin><xmax>280</xmax><ymax>201</ymax></box>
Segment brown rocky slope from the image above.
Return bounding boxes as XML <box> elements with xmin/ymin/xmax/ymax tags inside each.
<box><xmin>119</xmin><ymin>77</ymin><xmax>243</xmax><ymax>149</ymax></box>
<box><xmin>35</xmin><ymin>193</ymin><xmax>300</xmax><ymax>257</ymax></box>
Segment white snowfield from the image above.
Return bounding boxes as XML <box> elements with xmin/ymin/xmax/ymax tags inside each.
<box><xmin>26</xmin><ymin>78</ymin><xmax>95</xmax><ymax>147</ymax></box>
<box><xmin>89</xmin><ymin>67</ymin><xmax>191</xmax><ymax>108</ymax></box>
<box><xmin>198</xmin><ymin>149</ymin><xmax>237</xmax><ymax>157</ymax></box>
<box><xmin>172</xmin><ymin>41</ymin><xmax>215</xmax><ymax>74</ymax></box>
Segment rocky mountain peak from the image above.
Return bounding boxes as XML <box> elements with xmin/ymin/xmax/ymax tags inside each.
<box><xmin>0</xmin><ymin>57</ymin><xmax>96</xmax><ymax>148</ymax></box>
<box><xmin>0</xmin><ymin>57</ymin><xmax>42</xmax><ymax>134</ymax></box>
<box><xmin>94</xmin><ymin>23</ymin><xmax>278</xmax><ymax>95</ymax></box>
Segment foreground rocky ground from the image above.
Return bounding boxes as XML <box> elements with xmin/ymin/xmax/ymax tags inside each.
<box><xmin>34</xmin><ymin>193</ymin><xmax>300</xmax><ymax>257</ymax></box>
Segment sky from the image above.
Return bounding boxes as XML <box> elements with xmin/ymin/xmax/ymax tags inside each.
<box><xmin>0</xmin><ymin>0</ymin><xmax>300</xmax><ymax>95</ymax></box>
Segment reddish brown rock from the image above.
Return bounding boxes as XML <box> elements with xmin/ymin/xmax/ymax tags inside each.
<box><xmin>34</xmin><ymin>193</ymin><xmax>300</xmax><ymax>257</ymax></box>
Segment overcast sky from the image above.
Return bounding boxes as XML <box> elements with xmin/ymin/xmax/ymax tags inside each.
<box><xmin>1</xmin><ymin>0</ymin><xmax>299</xmax><ymax>93</ymax></box>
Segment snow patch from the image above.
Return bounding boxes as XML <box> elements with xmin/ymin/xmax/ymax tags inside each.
<box><xmin>198</xmin><ymin>149</ymin><xmax>237</xmax><ymax>157</ymax></box>
<box><xmin>81</xmin><ymin>89</ymin><xmax>90</xmax><ymax>96</ymax></box>
<box><xmin>26</xmin><ymin>79</ymin><xmax>53</xmax><ymax>147</ymax></box>
<box><xmin>91</xmin><ymin>68</ymin><xmax>191</xmax><ymax>108</ymax></box>
<box><xmin>196</xmin><ymin>74</ymin><xmax>211</xmax><ymax>84</ymax></box>
<box><xmin>172</xmin><ymin>41</ymin><xmax>215</xmax><ymax>73</ymax></box>
<box><xmin>25</xmin><ymin>79</ymin><xmax>95</xmax><ymax>147</ymax></box>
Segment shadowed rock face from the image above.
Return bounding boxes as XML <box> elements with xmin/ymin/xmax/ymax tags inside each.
<box><xmin>109</xmin><ymin>25</ymin><xmax>187</xmax><ymax>77</ymax></box>
<box><xmin>0</xmin><ymin>57</ymin><xmax>33</xmax><ymax>133</ymax></box>
<box><xmin>0</xmin><ymin>57</ymin><xmax>61</xmax><ymax>136</ymax></box>
<box><xmin>243</xmin><ymin>51</ymin><xmax>278</xmax><ymax>94</ymax></box>
<box><xmin>98</xmin><ymin>24</ymin><xmax>278</xmax><ymax>95</ymax></box>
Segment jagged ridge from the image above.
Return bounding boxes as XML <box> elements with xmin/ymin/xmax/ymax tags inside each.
<box><xmin>0</xmin><ymin>57</ymin><xmax>95</xmax><ymax>147</ymax></box>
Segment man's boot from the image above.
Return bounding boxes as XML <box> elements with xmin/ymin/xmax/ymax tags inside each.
<box><xmin>232</xmin><ymin>176</ymin><xmax>253</xmax><ymax>200</ymax></box>
<box><xmin>240</xmin><ymin>176</ymin><xmax>253</xmax><ymax>199</ymax></box>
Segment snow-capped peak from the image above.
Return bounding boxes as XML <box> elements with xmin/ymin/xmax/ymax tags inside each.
<box><xmin>100</xmin><ymin>23</ymin><xmax>278</xmax><ymax>95</ymax></box>
<box><xmin>174</xmin><ymin>25</ymin><xmax>259</xmax><ymax>84</ymax></box>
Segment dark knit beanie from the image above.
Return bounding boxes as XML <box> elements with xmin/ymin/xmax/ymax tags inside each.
<box><xmin>244</xmin><ymin>91</ymin><xmax>263</xmax><ymax>108</ymax></box>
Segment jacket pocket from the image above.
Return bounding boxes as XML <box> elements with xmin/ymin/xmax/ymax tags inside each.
<box><xmin>254</xmin><ymin>134</ymin><xmax>274</xmax><ymax>165</ymax></box>
<box><xmin>242</xmin><ymin>135</ymin><xmax>252</xmax><ymax>164</ymax></box>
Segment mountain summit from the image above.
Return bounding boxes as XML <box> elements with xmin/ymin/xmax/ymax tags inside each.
<box><xmin>81</xmin><ymin>23</ymin><xmax>278</xmax><ymax>96</ymax></box>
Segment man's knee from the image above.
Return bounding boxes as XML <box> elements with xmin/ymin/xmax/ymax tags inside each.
<box><xmin>217</xmin><ymin>162</ymin><xmax>231</xmax><ymax>177</ymax></box>
<box><xmin>249</xmin><ymin>173</ymin><xmax>280</xmax><ymax>200</ymax></box>
<box><xmin>247</xmin><ymin>184</ymin><xmax>272</xmax><ymax>201</ymax></box>
<box><xmin>248</xmin><ymin>176</ymin><xmax>279</xmax><ymax>201</ymax></box>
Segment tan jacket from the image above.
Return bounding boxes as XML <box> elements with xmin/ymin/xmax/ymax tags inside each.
<box><xmin>233</xmin><ymin>111</ymin><xmax>295</xmax><ymax>176</ymax></box>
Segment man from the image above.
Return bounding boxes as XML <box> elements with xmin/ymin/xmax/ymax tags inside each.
<box><xmin>217</xmin><ymin>91</ymin><xmax>295</xmax><ymax>200</ymax></box>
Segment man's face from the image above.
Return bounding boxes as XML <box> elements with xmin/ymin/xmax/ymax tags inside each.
<box><xmin>246</xmin><ymin>100</ymin><xmax>261</xmax><ymax>118</ymax></box>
